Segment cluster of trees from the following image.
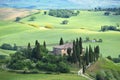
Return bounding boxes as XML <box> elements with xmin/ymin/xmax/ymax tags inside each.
<box><xmin>48</xmin><ymin>9</ymin><xmax>80</xmax><ymax>18</ymax></box>
<box><xmin>66</xmin><ymin>37</ymin><xmax>100</xmax><ymax>73</ymax></box>
<box><xmin>84</xmin><ymin>37</ymin><xmax>103</xmax><ymax>43</ymax></box>
<box><xmin>7</xmin><ymin>40</ymin><xmax>70</xmax><ymax>73</ymax></box>
<box><xmin>107</xmin><ymin>55</ymin><xmax>120</xmax><ymax>63</ymax></box>
<box><xmin>94</xmin><ymin>7</ymin><xmax>120</xmax><ymax>15</ymax></box>
<box><xmin>100</xmin><ymin>25</ymin><xmax>120</xmax><ymax>32</ymax></box>
<box><xmin>0</xmin><ymin>43</ymin><xmax>17</xmax><ymax>50</ymax></box>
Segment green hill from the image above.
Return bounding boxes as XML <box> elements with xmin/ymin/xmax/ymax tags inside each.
<box><xmin>87</xmin><ymin>58</ymin><xmax>120</xmax><ymax>80</ymax></box>
<box><xmin>0</xmin><ymin>9</ymin><xmax>120</xmax><ymax>57</ymax></box>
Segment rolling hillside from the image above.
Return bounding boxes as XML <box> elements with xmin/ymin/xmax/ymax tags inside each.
<box><xmin>0</xmin><ymin>9</ymin><xmax>120</xmax><ymax>57</ymax></box>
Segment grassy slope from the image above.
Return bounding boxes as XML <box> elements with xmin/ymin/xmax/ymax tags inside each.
<box><xmin>0</xmin><ymin>72</ymin><xmax>87</xmax><ymax>80</ymax></box>
<box><xmin>87</xmin><ymin>58</ymin><xmax>120</xmax><ymax>79</ymax></box>
<box><xmin>0</xmin><ymin>10</ymin><xmax>120</xmax><ymax>57</ymax></box>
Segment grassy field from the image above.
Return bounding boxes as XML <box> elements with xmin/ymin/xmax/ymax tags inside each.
<box><xmin>0</xmin><ymin>71</ymin><xmax>87</xmax><ymax>80</ymax></box>
<box><xmin>0</xmin><ymin>10</ymin><xmax>120</xmax><ymax>58</ymax></box>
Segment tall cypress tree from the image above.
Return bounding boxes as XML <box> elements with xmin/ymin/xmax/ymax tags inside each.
<box><xmin>72</xmin><ymin>40</ymin><xmax>78</xmax><ymax>63</ymax></box>
<box><xmin>32</xmin><ymin>40</ymin><xmax>42</xmax><ymax>60</ymax></box>
<box><xmin>94</xmin><ymin>45</ymin><xmax>100</xmax><ymax>60</ymax></box>
<box><xmin>79</xmin><ymin>37</ymin><xmax>82</xmax><ymax>54</ymax></box>
<box><xmin>43</xmin><ymin>41</ymin><xmax>46</xmax><ymax>49</ymax></box>
<box><xmin>59</xmin><ymin>37</ymin><xmax>64</xmax><ymax>45</ymax></box>
<box><xmin>27</xmin><ymin>42</ymin><xmax>32</xmax><ymax>59</ymax></box>
<box><xmin>85</xmin><ymin>46</ymin><xmax>89</xmax><ymax>65</ymax></box>
<box><xmin>89</xmin><ymin>45</ymin><xmax>93</xmax><ymax>63</ymax></box>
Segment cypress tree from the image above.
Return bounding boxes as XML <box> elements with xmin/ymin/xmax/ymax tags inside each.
<box><xmin>59</xmin><ymin>37</ymin><xmax>64</xmax><ymax>45</ymax></box>
<box><xmin>85</xmin><ymin>46</ymin><xmax>89</xmax><ymax>65</ymax></box>
<box><xmin>79</xmin><ymin>37</ymin><xmax>82</xmax><ymax>55</ymax></box>
<box><xmin>32</xmin><ymin>41</ymin><xmax>42</xmax><ymax>60</ymax></box>
<box><xmin>95</xmin><ymin>45</ymin><xmax>100</xmax><ymax>60</ymax></box>
<box><xmin>72</xmin><ymin>40</ymin><xmax>78</xmax><ymax>63</ymax></box>
<box><xmin>89</xmin><ymin>45</ymin><xmax>93</xmax><ymax>63</ymax></box>
<box><xmin>43</xmin><ymin>41</ymin><xmax>46</xmax><ymax>49</ymax></box>
<box><xmin>27</xmin><ymin>43</ymin><xmax>32</xmax><ymax>59</ymax></box>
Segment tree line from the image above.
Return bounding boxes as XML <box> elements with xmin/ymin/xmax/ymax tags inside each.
<box><xmin>59</xmin><ymin>37</ymin><xmax>100</xmax><ymax>73</ymax></box>
<box><xmin>48</xmin><ymin>9</ymin><xmax>80</xmax><ymax>18</ymax></box>
<box><xmin>100</xmin><ymin>25</ymin><xmax>120</xmax><ymax>32</ymax></box>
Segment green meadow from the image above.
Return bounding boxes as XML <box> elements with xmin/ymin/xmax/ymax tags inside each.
<box><xmin>0</xmin><ymin>10</ymin><xmax>120</xmax><ymax>58</ymax></box>
<box><xmin>0</xmin><ymin>71</ymin><xmax>87</xmax><ymax>80</ymax></box>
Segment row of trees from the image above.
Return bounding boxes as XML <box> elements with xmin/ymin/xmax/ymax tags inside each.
<box><xmin>7</xmin><ymin>40</ymin><xmax>70</xmax><ymax>73</ymax></box>
<box><xmin>107</xmin><ymin>55</ymin><xmax>120</xmax><ymax>63</ymax></box>
<box><xmin>66</xmin><ymin>37</ymin><xmax>100</xmax><ymax>73</ymax></box>
<box><xmin>100</xmin><ymin>25</ymin><xmax>120</xmax><ymax>32</ymax></box>
<box><xmin>48</xmin><ymin>9</ymin><xmax>80</xmax><ymax>18</ymax></box>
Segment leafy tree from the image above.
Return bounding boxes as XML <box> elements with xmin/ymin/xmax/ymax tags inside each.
<box><xmin>104</xmin><ymin>11</ymin><xmax>110</xmax><ymax>16</ymax></box>
<box><xmin>15</xmin><ymin>17</ymin><xmax>21</xmax><ymax>22</ymax></box>
<box><xmin>61</xmin><ymin>20</ymin><xmax>69</xmax><ymax>24</ymax></box>
<box><xmin>44</xmin><ymin>11</ymin><xmax>47</xmax><ymax>15</ymax></box>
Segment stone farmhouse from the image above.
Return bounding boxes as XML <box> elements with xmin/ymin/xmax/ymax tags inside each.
<box><xmin>53</xmin><ymin>43</ymin><xmax>85</xmax><ymax>56</ymax></box>
<box><xmin>53</xmin><ymin>43</ymin><xmax>73</xmax><ymax>55</ymax></box>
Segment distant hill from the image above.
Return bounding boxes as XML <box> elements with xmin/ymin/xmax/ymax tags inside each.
<box><xmin>0</xmin><ymin>0</ymin><xmax>120</xmax><ymax>9</ymax></box>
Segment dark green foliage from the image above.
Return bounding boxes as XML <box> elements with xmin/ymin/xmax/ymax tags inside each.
<box><xmin>72</xmin><ymin>40</ymin><xmax>78</xmax><ymax>63</ymax></box>
<box><xmin>104</xmin><ymin>11</ymin><xmax>110</xmax><ymax>16</ymax></box>
<box><xmin>61</xmin><ymin>20</ymin><xmax>69</xmax><ymax>24</ymax></box>
<box><xmin>13</xmin><ymin>43</ymin><xmax>17</xmax><ymax>50</ymax></box>
<box><xmin>48</xmin><ymin>9</ymin><xmax>79</xmax><ymax>18</ymax></box>
<box><xmin>85</xmin><ymin>47</ymin><xmax>89</xmax><ymax>65</ymax></box>
<box><xmin>1</xmin><ymin>43</ymin><xmax>13</xmax><ymax>50</ymax></box>
<box><xmin>43</xmin><ymin>41</ymin><xmax>46</xmax><ymax>49</ymax></box>
<box><xmin>44</xmin><ymin>11</ymin><xmax>47</xmax><ymax>15</ymax></box>
<box><xmin>7</xmin><ymin>40</ymin><xmax>70</xmax><ymax>73</ymax></box>
<box><xmin>57</xmin><ymin>62</ymin><xmax>70</xmax><ymax>73</ymax></box>
<box><xmin>32</xmin><ymin>42</ymin><xmax>42</xmax><ymax>60</ymax></box>
<box><xmin>29</xmin><ymin>16</ymin><xmax>36</xmax><ymax>21</ymax></box>
<box><xmin>59</xmin><ymin>37</ymin><xmax>64</xmax><ymax>45</ymax></box>
<box><xmin>15</xmin><ymin>17</ymin><xmax>21</xmax><ymax>22</ymax></box>
<box><xmin>96</xmin><ymin>73</ymin><xmax>105</xmax><ymax>80</ymax></box>
<box><xmin>67</xmin><ymin>47</ymin><xmax>72</xmax><ymax>56</ymax></box>
<box><xmin>0</xmin><ymin>55</ymin><xmax>6</xmax><ymax>60</ymax></box>
<box><xmin>89</xmin><ymin>45</ymin><xmax>93</xmax><ymax>63</ymax></box>
<box><xmin>100</xmin><ymin>25</ymin><xmax>119</xmax><ymax>32</ymax></box>
<box><xmin>107</xmin><ymin>55</ymin><xmax>120</xmax><ymax>63</ymax></box>
<box><xmin>94</xmin><ymin>45</ymin><xmax>100</xmax><ymax>60</ymax></box>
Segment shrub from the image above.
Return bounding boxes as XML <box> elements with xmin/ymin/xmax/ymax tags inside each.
<box><xmin>61</xmin><ymin>20</ymin><xmax>69</xmax><ymax>24</ymax></box>
<box><xmin>1</xmin><ymin>43</ymin><xmax>13</xmax><ymax>50</ymax></box>
<box><xmin>57</xmin><ymin>62</ymin><xmax>70</xmax><ymax>73</ymax></box>
<box><xmin>15</xmin><ymin>17</ymin><xmax>21</xmax><ymax>22</ymax></box>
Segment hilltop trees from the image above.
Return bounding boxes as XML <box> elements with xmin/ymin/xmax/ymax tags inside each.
<box><xmin>48</xmin><ymin>9</ymin><xmax>80</xmax><ymax>18</ymax></box>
